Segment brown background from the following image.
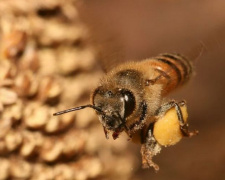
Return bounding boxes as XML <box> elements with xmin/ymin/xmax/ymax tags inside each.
<box><xmin>79</xmin><ymin>0</ymin><xmax>225</xmax><ymax>180</ymax></box>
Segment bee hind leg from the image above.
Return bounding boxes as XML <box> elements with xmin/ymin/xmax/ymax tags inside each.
<box><xmin>175</xmin><ymin>101</ymin><xmax>199</xmax><ymax>137</ymax></box>
<box><xmin>156</xmin><ymin>100</ymin><xmax>198</xmax><ymax>137</ymax></box>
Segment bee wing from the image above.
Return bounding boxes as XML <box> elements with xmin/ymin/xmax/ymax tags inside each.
<box><xmin>184</xmin><ymin>24</ymin><xmax>225</xmax><ymax>64</ymax></box>
<box><xmin>96</xmin><ymin>36</ymin><xmax>127</xmax><ymax>73</ymax></box>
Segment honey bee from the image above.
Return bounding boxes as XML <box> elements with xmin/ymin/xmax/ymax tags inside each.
<box><xmin>53</xmin><ymin>53</ymin><xmax>198</xmax><ymax>171</ymax></box>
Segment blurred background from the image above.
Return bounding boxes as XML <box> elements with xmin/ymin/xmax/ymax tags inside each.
<box><xmin>80</xmin><ymin>0</ymin><xmax>225</xmax><ymax>180</ymax></box>
<box><xmin>0</xmin><ymin>0</ymin><xmax>224</xmax><ymax>180</ymax></box>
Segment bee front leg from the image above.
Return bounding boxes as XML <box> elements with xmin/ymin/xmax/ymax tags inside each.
<box><xmin>156</xmin><ymin>100</ymin><xmax>198</xmax><ymax>137</ymax></box>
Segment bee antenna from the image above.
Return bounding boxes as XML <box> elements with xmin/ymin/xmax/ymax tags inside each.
<box><xmin>53</xmin><ymin>104</ymin><xmax>103</xmax><ymax>116</ymax></box>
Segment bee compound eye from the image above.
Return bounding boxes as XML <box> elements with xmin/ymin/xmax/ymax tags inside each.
<box><xmin>120</xmin><ymin>90</ymin><xmax>135</xmax><ymax>118</ymax></box>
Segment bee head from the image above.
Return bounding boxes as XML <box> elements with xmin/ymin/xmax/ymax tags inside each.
<box><xmin>53</xmin><ymin>87</ymin><xmax>136</xmax><ymax>139</ymax></box>
<box><xmin>92</xmin><ymin>87</ymin><xmax>136</xmax><ymax>133</ymax></box>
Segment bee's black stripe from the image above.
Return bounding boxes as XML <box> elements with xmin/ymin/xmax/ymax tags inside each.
<box><xmin>177</xmin><ymin>54</ymin><xmax>193</xmax><ymax>75</ymax></box>
<box><xmin>155</xmin><ymin>58</ymin><xmax>182</xmax><ymax>85</ymax></box>
<box><xmin>161</xmin><ymin>54</ymin><xmax>188</xmax><ymax>80</ymax></box>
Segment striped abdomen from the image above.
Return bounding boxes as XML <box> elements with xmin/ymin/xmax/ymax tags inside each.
<box><xmin>147</xmin><ymin>53</ymin><xmax>193</xmax><ymax>95</ymax></box>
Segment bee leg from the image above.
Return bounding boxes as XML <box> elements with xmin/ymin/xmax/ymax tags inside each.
<box><xmin>145</xmin><ymin>75</ymin><xmax>162</xmax><ymax>86</ymax></box>
<box><xmin>141</xmin><ymin>145</ymin><xmax>159</xmax><ymax>171</ymax></box>
<box><xmin>156</xmin><ymin>101</ymin><xmax>198</xmax><ymax>137</ymax></box>
<box><xmin>141</xmin><ymin>124</ymin><xmax>161</xmax><ymax>171</ymax></box>
<box><xmin>103</xmin><ymin>127</ymin><xmax>109</xmax><ymax>139</ymax></box>
<box><xmin>175</xmin><ymin>101</ymin><xmax>199</xmax><ymax>137</ymax></box>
